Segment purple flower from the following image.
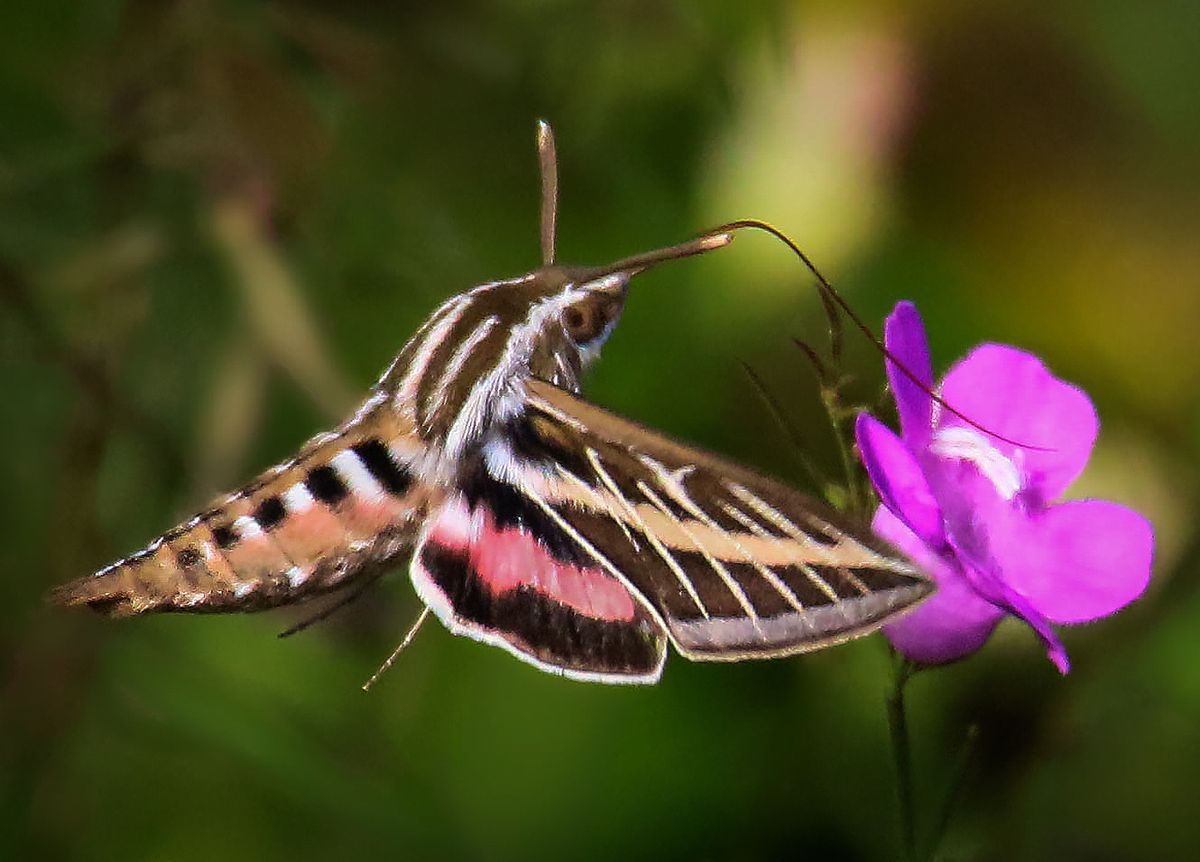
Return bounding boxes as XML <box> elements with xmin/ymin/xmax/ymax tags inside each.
<box><xmin>855</xmin><ymin>302</ymin><xmax>1153</xmax><ymax>673</ymax></box>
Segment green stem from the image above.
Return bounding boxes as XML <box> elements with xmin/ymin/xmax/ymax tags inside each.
<box><xmin>822</xmin><ymin>388</ymin><xmax>864</xmax><ymax>517</ymax></box>
<box><xmin>740</xmin><ymin>362</ymin><xmax>834</xmax><ymax>501</ymax></box>
<box><xmin>887</xmin><ymin>657</ymin><xmax>918</xmax><ymax>862</ymax></box>
<box><xmin>927</xmin><ymin>724</ymin><xmax>979</xmax><ymax>860</ymax></box>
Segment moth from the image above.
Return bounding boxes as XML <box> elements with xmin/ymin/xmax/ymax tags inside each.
<box><xmin>52</xmin><ymin>122</ymin><xmax>932</xmax><ymax>685</ymax></box>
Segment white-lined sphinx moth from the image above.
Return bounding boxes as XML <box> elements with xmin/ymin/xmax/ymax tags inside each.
<box><xmin>52</xmin><ymin>122</ymin><xmax>931</xmax><ymax>684</ymax></box>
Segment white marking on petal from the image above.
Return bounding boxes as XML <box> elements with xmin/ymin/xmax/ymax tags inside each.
<box><xmin>930</xmin><ymin>426</ymin><xmax>1022</xmax><ymax>500</ymax></box>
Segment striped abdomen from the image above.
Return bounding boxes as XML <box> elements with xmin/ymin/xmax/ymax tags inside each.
<box><xmin>51</xmin><ymin>406</ymin><xmax>436</xmax><ymax>616</ymax></box>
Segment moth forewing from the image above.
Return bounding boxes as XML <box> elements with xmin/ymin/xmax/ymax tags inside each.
<box><xmin>520</xmin><ymin>380</ymin><xmax>932</xmax><ymax>662</ymax></box>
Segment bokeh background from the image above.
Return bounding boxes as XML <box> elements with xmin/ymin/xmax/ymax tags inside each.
<box><xmin>3</xmin><ymin>2</ymin><xmax>1198</xmax><ymax>860</ymax></box>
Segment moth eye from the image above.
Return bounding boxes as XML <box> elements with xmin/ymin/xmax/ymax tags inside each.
<box><xmin>563</xmin><ymin>305</ymin><xmax>593</xmax><ymax>341</ymax></box>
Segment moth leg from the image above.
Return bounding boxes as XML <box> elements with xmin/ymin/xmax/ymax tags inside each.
<box><xmin>276</xmin><ymin>567</ymin><xmax>388</xmax><ymax>639</ymax></box>
<box><xmin>361</xmin><ymin>606</ymin><xmax>432</xmax><ymax>691</ymax></box>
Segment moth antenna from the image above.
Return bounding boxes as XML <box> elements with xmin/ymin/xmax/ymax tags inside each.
<box><xmin>708</xmin><ymin>219</ymin><xmax>1050</xmax><ymax>452</ymax></box>
<box><xmin>361</xmin><ymin>606</ymin><xmax>431</xmax><ymax>692</ymax></box>
<box><xmin>548</xmin><ymin>130</ymin><xmax>731</xmax><ymax>277</ymax></box>
<box><xmin>536</xmin><ymin>119</ymin><xmax>558</xmax><ymax>266</ymax></box>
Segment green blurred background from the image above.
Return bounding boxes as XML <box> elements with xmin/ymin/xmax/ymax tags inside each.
<box><xmin>2</xmin><ymin>2</ymin><xmax>1197</xmax><ymax>859</ymax></box>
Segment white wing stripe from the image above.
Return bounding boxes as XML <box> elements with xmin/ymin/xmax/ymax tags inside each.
<box><xmin>723</xmin><ymin>483</ymin><xmax>842</xmax><ymax>604</ymax></box>
<box><xmin>555</xmin><ymin>459</ymin><xmax>642</xmax><ymax>554</ymax></box>
<box><xmin>636</xmin><ymin>480</ymin><xmax>760</xmax><ymax>625</ymax></box>
<box><xmin>663</xmin><ymin>493</ymin><xmax>811</xmax><ymax>616</ymax></box>
<box><xmin>582</xmin><ymin>449</ymin><xmax>713</xmax><ymax>618</ymax></box>
<box><xmin>713</xmin><ymin>499</ymin><xmax>814</xmax><ymax>611</ymax></box>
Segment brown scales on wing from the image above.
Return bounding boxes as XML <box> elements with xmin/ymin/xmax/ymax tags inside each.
<box><xmin>50</xmin><ymin>403</ymin><xmax>438</xmax><ymax>617</ymax></box>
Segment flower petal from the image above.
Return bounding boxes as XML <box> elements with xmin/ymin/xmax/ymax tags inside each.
<box><xmin>920</xmin><ymin>450</ymin><xmax>1013</xmax><ymax>571</ymax></box>
<box><xmin>990</xmin><ymin>499</ymin><xmax>1154</xmax><ymax>625</ymax></box>
<box><xmin>883</xmin><ymin>301</ymin><xmax>935</xmax><ymax>450</ymax></box>
<box><xmin>997</xmin><ymin>583</ymin><xmax>1071</xmax><ymax>674</ymax></box>
<box><xmin>944</xmin><ymin>531</ymin><xmax>1071</xmax><ymax>674</ymax></box>
<box><xmin>872</xmin><ymin>506</ymin><xmax>1003</xmax><ymax>665</ymax></box>
<box><xmin>938</xmin><ymin>345</ymin><xmax>1098</xmax><ymax>502</ymax></box>
<box><xmin>855</xmin><ymin>413</ymin><xmax>943</xmax><ymax>545</ymax></box>
<box><xmin>914</xmin><ymin>459</ymin><xmax>1072</xmax><ymax>672</ymax></box>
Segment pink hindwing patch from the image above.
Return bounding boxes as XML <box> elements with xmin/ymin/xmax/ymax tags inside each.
<box><xmin>411</xmin><ymin>492</ymin><xmax>667</xmax><ymax>684</ymax></box>
<box><xmin>429</xmin><ymin>495</ymin><xmax>637</xmax><ymax>622</ymax></box>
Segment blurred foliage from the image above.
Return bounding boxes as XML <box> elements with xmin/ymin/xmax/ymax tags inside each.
<box><xmin>2</xmin><ymin>1</ymin><xmax>1198</xmax><ymax>860</ymax></box>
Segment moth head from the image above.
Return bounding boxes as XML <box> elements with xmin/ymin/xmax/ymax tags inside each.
<box><xmin>398</xmin><ymin>121</ymin><xmax>735</xmax><ymax>458</ymax></box>
<box><xmin>522</xmin><ymin>268</ymin><xmax>630</xmax><ymax>391</ymax></box>
<box><xmin>558</xmin><ymin>271</ymin><xmax>629</xmax><ymax>356</ymax></box>
<box><xmin>524</xmin><ymin>230</ymin><xmax>730</xmax><ymax>391</ymax></box>
<box><xmin>517</xmin><ymin>121</ymin><xmax>732</xmax><ymax>393</ymax></box>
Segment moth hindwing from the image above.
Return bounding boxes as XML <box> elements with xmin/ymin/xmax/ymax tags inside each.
<box><xmin>51</xmin><ymin>120</ymin><xmax>931</xmax><ymax>685</ymax></box>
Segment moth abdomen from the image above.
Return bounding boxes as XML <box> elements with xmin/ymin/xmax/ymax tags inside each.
<box><xmin>51</xmin><ymin>416</ymin><xmax>435</xmax><ymax>617</ymax></box>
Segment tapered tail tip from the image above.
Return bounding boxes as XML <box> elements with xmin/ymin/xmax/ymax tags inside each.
<box><xmin>47</xmin><ymin>577</ymin><xmax>137</xmax><ymax>617</ymax></box>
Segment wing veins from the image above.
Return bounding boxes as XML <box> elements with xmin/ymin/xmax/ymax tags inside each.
<box><xmin>636</xmin><ymin>478</ymin><xmax>760</xmax><ymax>626</ymax></box>
<box><xmin>553</xmin><ymin>460</ymin><xmax>642</xmax><ymax>555</ymax></box>
<box><xmin>675</xmin><ymin>495</ymin><xmax>813</xmax><ymax>617</ymax></box>
<box><xmin>583</xmin><ymin>449</ymin><xmax>710</xmax><ymax>620</ymax></box>
<box><xmin>512</xmin><ymin>474</ymin><xmax>671</xmax><ymax>634</ymax></box>
<box><xmin>723</xmin><ymin>482</ymin><xmax>842</xmax><ymax>604</ymax></box>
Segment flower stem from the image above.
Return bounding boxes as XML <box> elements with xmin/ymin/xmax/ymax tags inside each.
<box><xmin>887</xmin><ymin>657</ymin><xmax>918</xmax><ymax>862</ymax></box>
<box><xmin>927</xmin><ymin>723</ymin><xmax>979</xmax><ymax>860</ymax></box>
